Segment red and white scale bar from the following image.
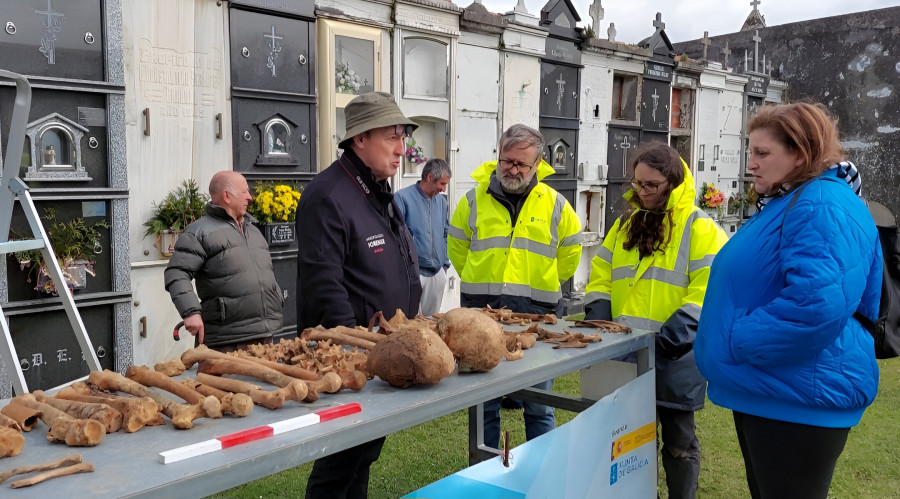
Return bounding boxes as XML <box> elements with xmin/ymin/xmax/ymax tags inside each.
<box><xmin>158</xmin><ymin>402</ymin><xmax>362</xmax><ymax>464</ymax></box>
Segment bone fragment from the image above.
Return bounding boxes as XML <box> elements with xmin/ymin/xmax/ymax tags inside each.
<box><xmin>339</xmin><ymin>370</ymin><xmax>368</xmax><ymax>391</ymax></box>
<box><xmin>233</xmin><ymin>352</ymin><xmax>319</xmax><ymax>380</ymax></box>
<box><xmin>56</xmin><ymin>383</ymin><xmax>162</xmax><ymax>433</ymax></box>
<box><xmin>33</xmin><ymin>390</ymin><xmax>123</xmax><ymax>433</ymax></box>
<box><xmin>197</xmin><ymin>358</ymin><xmax>309</xmax><ymax>402</ymax></box>
<box><xmin>0</xmin><ymin>411</ymin><xmax>22</xmax><ymax>431</ymax></box>
<box><xmin>0</xmin><ymin>427</ymin><xmax>25</xmax><ymax>457</ymax></box>
<box><xmin>301</xmin><ymin>328</ymin><xmax>375</xmax><ymax>350</ymax></box>
<box><xmin>10</xmin><ymin>395</ymin><xmax>105</xmax><ymax>447</ymax></box>
<box><xmin>0</xmin><ymin>453</ymin><xmax>82</xmax><ymax>483</ymax></box>
<box><xmin>195</xmin><ymin>373</ymin><xmax>286</xmax><ymax>410</ymax></box>
<box><xmin>0</xmin><ymin>402</ymin><xmax>40</xmax><ymax>431</ymax></box>
<box><xmin>154</xmin><ymin>357</ymin><xmax>186</xmax><ymax>377</ymax></box>
<box><xmin>10</xmin><ymin>462</ymin><xmax>94</xmax><ymax>488</ymax></box>
<box><xmin>88</xmin><ymin>370</ymin><xmax>206</xmax><ymax>430</ymax></box>
<box><xmin>126</xmin><ymin>365</ymin><xmax>222</xmax><ymax>418</ymax></box>
<box><xmin>181</xmin><ymin>379</ymin><xmax>253</xmax><ymax>417</ymax></box>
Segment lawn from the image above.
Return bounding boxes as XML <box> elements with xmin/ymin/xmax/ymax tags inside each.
<box><xmin>217</xmin><ymin>356</ymin><xmax>900</xmax><ymax>498</ymax></box>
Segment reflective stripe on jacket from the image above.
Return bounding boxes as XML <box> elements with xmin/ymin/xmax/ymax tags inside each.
<box><xmin>584</xmin><ymin>161</ymin><xmax>728</xmax><ymax>409</ymax></box>
<box><xmin>448</xmin><ymin>160</ymin><xmax>582</xmax><ymax>306</ymax></box>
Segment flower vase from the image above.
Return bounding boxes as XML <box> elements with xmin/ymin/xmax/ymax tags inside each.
<box><xmin>264</xmin><ymin>222</ymin><xmax>296</xmax><ymax>246</ymax></box>
<box><xmin>157</xmin><ymin>229</ymin><xmax>181</xmax><ymax>257</ymax></box>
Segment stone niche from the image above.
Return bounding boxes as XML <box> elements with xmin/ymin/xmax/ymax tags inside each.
<box><xmin>25</xmin><ymin>113</ymin><xmax>92</xmax><ymax>181</ymax></box>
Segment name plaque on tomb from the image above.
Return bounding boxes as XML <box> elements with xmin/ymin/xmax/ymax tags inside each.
<box><xmin>229</xmin><ymin>0</ymin><xmax>315</xmax><ymax>19</ymax></box>
<box><xmin>744</xmin><ymin>74</ymin><xmax>769</xmax><ymax>97</ymax></box>
<box><xmin>644</xmin><ymin>61</ymin><xmax>673</xmax><ymax>82</ymax></box>
<box><xmin>544</xmin><ymin>39</ymin><xmax>581</xmax><ymax>66</ymax></box>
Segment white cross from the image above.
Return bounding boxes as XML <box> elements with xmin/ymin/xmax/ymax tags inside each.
<box><xmin>620</xmin><ymin>135</ymin><xmax>631</xmax><ymax>176</ymax></box>
<box><xmin>751</xmin><ymin>0</ymin><xmax>761</xmax><ymax>12</ymax></box>
<box><xmin>651</xmin><ymin>88</ymin><xmax>659</xmax><ymax>122</ymax></box>
<box><xmin>35</xmin><ymin>0</ymin><xmax>64</xmax><ymax>27</ymax></box>
<box><xmin>556</xmin><ymin>75</ymin><xmax>566</xmax><ymax>111</ymax></box>
<box><xmin>265</xmin><ymin>26</ymin><xmax>283</xmax><ymax>78</ymax></box>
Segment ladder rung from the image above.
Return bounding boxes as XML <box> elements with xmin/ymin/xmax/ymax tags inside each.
<box><xmin>0</xmin><ymin>239</ymin><xmax>46</xmax><ymax>253</ymax></box>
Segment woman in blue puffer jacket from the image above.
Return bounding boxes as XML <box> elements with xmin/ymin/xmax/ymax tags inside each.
<box><xmin>695</xmin><ymin>102</ymin><xmax>882</xmax><ymax>499</ymax></box>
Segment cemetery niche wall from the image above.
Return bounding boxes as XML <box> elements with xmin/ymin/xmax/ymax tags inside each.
<box><xmin>0</xmin><ymin>0</ymin><xmax>129</xmax><ymax>395</ymax></box>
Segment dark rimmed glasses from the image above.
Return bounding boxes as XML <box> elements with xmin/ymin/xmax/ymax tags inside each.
<box><xmin>630</xmin><ymin>178</ymin><xmax>668</xmax><ymax>194</ymax></box>
<box><xmin>498</xmin><ymin>158</ymin><xmax>537</xmax><ymax>174</ymax></box>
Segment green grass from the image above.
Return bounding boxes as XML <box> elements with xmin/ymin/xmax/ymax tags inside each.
<box><xmin>216</xmin><ymin>357</ymin><xmax>900</xmax><ymax>498</ymax></box>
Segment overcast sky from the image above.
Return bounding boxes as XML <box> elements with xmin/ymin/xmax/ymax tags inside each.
<box><xmin>476</xmin><ymin>0</ymin><xmax>900</xmax><ymax>44</ymax></box>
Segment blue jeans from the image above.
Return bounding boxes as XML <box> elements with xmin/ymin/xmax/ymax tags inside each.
<box><xmin>483</xmin><ymin>379</ymin><xmax>555</xmax><ymax>448</ymax></box>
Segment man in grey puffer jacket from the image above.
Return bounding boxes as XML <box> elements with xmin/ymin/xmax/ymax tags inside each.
<box><xmin>165</xmin><ymin>171</ymin><xmax>283</xmax><ymax>350</ymax></box>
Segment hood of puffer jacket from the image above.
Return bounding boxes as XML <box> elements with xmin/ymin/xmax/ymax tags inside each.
<box><xmin>623</xmin><ymin>159</ymin><xmax>697</xmax><ymax>213</ymax></box>
<box><xmin>471</xmin><ymin>159</ymin><xmax>556</xmax><ymax>187</ymax></box>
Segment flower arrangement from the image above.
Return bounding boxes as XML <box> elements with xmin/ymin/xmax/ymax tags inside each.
<box><xmin>699</xmin><ymin>182</ymin><xmax>726</xmax><ymax>209</ymax></box>
<box><xmin>12</xmin><ymin>208</ymin><xmax>110</xmax><ymax>294</ymax></box>
<box><xmin>248</xmin><ymin>182</ymin><xmax>302</xmax><ymax>225</ymax></box>
<box><xmin>335</xmin><ymin>61</ymin><xmax>361</xmax><ymax>94</ymax></box>
<box><xmin>405</xmin><ymin>137</ymin><xmax>427</xmax><ymax>165</ymax></box>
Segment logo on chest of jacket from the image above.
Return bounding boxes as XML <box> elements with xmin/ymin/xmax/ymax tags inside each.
<box><xmin>366</xmin><ymin>233</ymin><xmax>386</xmax><ymax>251</ymax></box>
<box><xmin>530</xmin><ymin>216</ymin><xmax>547</xmax><ymax>224</ymax></box>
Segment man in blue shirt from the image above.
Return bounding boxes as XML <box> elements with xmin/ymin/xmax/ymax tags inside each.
<box><xmin>394</xmin><ymin>158</ymin><xmax>451</xmax><ymax>316</ymax></box>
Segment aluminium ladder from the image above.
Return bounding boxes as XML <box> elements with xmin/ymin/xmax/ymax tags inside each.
<box><xmin>0</xmin><ymin>69</ymin><xmax>101</xmax><ymax>394</ymax></box>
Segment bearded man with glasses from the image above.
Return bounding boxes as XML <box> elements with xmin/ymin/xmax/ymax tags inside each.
<box><xmin>448</xmin><ymin>124</ymin><xmax>583</xmax><ymax>449</ymax></box>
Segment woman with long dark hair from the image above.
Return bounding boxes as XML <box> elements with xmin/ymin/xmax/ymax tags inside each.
<box><xmin>585</xmin><ymin>141</ymin><xmax>728</xmax><ymax>499</ymax></box>
<box><xmin>695</xmin><ymin>102</ymin><xmax>882</xmax><ymax>498</ymax></box>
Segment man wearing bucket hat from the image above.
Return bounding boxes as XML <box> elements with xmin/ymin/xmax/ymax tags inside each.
<box><xmin>296</xmin><ymin>91</ymin><xmax>422</xmax><ymax>498</ymax></box>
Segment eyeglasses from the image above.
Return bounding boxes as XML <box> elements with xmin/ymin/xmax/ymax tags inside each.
<box><xmin>630</xmin><ymin>178</ymin><xmax>668</xmax><ymax>194</ymax></box>
<box><xmin>498</xmin><ymin>158</ymin><xmax>537</xmax><ymax>174</ymax></box>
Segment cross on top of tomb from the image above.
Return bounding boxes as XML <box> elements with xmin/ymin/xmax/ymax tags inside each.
<box><xmin>653</xmin><ymin>12</ymin><xmax>665</xmax><ymax>32</ymax></box>
<box><xmin>589</xmin><ymin>0</ymin><xmax>604</xmax><ymax>34</ymax></box>
<box><xmin>752</xmin><ymin>29</ymin><xmax>761</xmax><ymax>72</ymax></box>
<box><xmin>700</xmin><ymin>31</ymin><xmax>711</xmax><ymax>60</ymax></box>
<box><xmin>751</xmin><ymin>0</ymin><xmax>761</xmax><ymax>12</ymax></box>
<box><xmin>721</xmin><ymin>41</ymin><xmax>731</xmax><ymax>65</ymax></box>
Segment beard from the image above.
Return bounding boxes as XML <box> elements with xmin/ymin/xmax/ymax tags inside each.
<box><xmin>499</xmin><ymin>172</ymin><xmax>529</xmax><ymax>193</ymax></box>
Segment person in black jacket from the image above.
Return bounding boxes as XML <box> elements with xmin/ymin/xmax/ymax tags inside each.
<box><xmin>297</xmin><ymin>92</ymin><xmax>422</xmax><ymax>499</ymax></box>
<box><xmin>165</xmin><ymin>171</ymin><xmax>283</xmax><ymax>351</ymax></box>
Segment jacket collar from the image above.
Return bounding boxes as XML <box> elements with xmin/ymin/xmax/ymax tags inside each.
<box><xmin>206</xmin><ymin>202</ymin><xmax>258</xmax><ymax>227</ymax></box>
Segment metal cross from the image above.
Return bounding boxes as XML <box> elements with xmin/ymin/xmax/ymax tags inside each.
<box><xmin>700</xmin><ymin>31</ymin><xmax>711</xmax><ymax>60</ymax></box>
<box><xmin>265</xmin><ymin>25</ymin><xmax>283</xmax><ymax>78</ymax></box>
<box><xmin>751</xmin><ymin>0</ymin><xmax>761</xmax><ymax>12</ymax></box>
<box><xmin>620</xmin><ymin>135</ymin><xmax>631</xmax><ymax>176</ymax></box>
<box><xmin>752</xmin><ymin>29</ymin><xmax>762</xmax><ymax>73</ymax></box>
<box><xmin>35</xmin><ymin>0</ymin><xmax>64</xmax><ymax>27</ymax></box>
<box><xmin>651</xmin><ymin>88</ymin><xmax>659</xmax><ymax>122</ymax></box>
<box><xmin>653</xmin><ymin>12</ymin><xmax>665</xmax><ymax>32</ymax></box>
<box><xmin>556</xmin><ymin>74</ymin><xmax>566</xmax><ymax>111</ymax></box>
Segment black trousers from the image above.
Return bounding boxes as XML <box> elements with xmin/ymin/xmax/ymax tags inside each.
<box><xmin>657</xmin><ymin>406</ymin><xmax>700</xmax><ymax>499</ymax></box>
<box><xmin>733</xmin><ymin>411</ymin><xmax>850</xmax><ymax>499</ymax></box>
<box><xmin>305</xmin><ymin>437</ymin><xmax>386</xmax><ymax>499</ymax></box>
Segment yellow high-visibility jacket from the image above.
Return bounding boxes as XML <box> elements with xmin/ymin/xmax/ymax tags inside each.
<box><xmin>448</xmin><ymin>160</ymin><xmax>583</xmax><ymax>309</ymax></box>
<box><xmin>586</xmin><ymin>162</ymin><xmax>726</xmax><ymax>330</ymax></box>
<box><xmin>584</xmin><ymin>161</ymin><xmax>727</xmax><ymax>409</ymax></box>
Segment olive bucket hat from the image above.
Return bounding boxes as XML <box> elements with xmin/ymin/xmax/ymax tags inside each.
<box><xmin>339</xmin><ymin>92</ymin><xmax>419</xmax><ymax>149</ymax></box>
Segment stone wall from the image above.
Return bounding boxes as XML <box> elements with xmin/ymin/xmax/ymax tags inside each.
<box><xmin>674</xmin><ymin>7</ymin><xmax>900</xmax><ymax>218</ymax></box>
